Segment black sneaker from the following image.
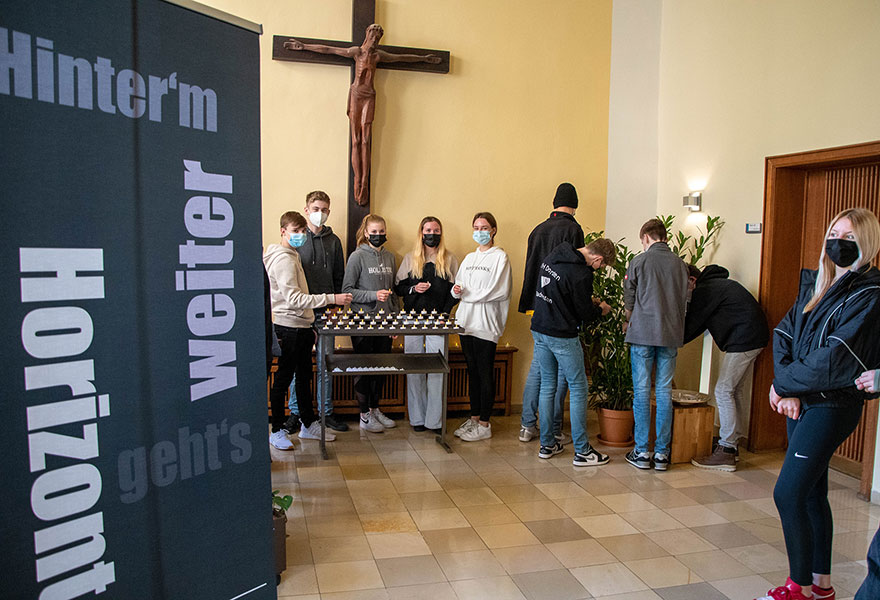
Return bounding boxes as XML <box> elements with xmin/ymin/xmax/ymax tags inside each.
<box><xmin>625</xmin><ymin>449</ymin><xmax>652</xmax><ymax>470</ymax></box>
<box><xmin>653</xmin><ymin>453</ymin><xmax>670</xmax><ymax>471</ymax></box>
<box><xmin>283</xmin><ymin>414</ymin><xmax>301</xmax><ymax>433</ymax></box>
<box><xmin>324</xmin><ymin>414</ymin><xmax>349</xmax><ymax>432</ymax></box>
<box><xmin>538</xmin><ymin>442</ymin><xmax>564</xmax><ymax>459</ymax></box>
<box><xmin>572</xmin><ymin>447</ymin><xmax>609</xmax><ymax>467</ymax></box>
<box><xmin>412</xmin><ymin>425</ymin><xmax>427</xmax><ymax>432</ymax></box>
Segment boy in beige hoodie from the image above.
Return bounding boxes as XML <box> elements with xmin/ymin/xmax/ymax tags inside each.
<box><xmin>264</xmin><ymin>211</ymin><xmax>351</xmax><ymax>450</ymax></box>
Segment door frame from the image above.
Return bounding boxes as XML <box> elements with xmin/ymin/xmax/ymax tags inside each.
<box><xmin>751</xmin><ymin>140</ymin><xmax>880</xmax><ymax>499</ymax></box>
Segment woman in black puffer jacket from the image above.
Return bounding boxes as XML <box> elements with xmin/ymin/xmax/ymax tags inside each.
<box><xmin>757</xmin><ymin>208</ymin><xmax>880</xmax><ymax>600</ymax></box>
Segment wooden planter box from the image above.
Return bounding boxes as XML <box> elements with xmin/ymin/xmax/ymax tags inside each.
<box><xmin>649</xmin><ymin>402</ymin><xmax>715</xmax><ymax>464</ymax></box>
<box><xmin>269</xmin><ymin>345</ymin><xmax>517</xmax><ymax>419</ymax></box>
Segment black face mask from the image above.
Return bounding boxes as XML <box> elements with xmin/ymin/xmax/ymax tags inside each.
<box><xmin>825</xmin><ymin>238</ymin><xmax>859</xmax><ymax>267</ymax></box>
<box><xmin>422</xmin><ymin>234</ymin><xmax>441</xmax><ymax>248</ymax></box>
<box><xmin>368</xmin><ymin>233</ymin><xmax>387</xmax><ymax>247</ymax></box>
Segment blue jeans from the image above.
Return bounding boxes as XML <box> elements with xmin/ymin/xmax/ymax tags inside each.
<box><xmin>631</xmin><ymin>344</ymin><xmax>677</xmax><ymax>456</ymax></box>
<box><xmin>531</xmin><ymin>331</ymin><xmax>591</xmax><ymax>454</ymax></box>
<box><xmin>521</xmin><ymin>348</ymin><xmax>567</xmax><ymax>434</ymax></box>
<box><xmin>287</xmin><ymin>336</ymin><xmax>333</xmax><ymax>418</ymax></box>
<box><xmin>288</xmin><ymin>369</ymin><xmax>333</xmax><ymax>416</ymax></box>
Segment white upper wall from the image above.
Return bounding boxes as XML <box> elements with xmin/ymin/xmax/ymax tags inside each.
<box><xmin>656</xmin><ymin>0</ymin><xmax>880</xmax><ymax>291</ymax></box>
<box><xmin>605</xmin><ymin>0</ymin><xmax>662</xmax><ymax>246</ymax></box>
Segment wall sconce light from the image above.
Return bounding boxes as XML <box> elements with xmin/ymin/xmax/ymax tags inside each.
<box><xmin>683</xmin><ymin>191</ymin><xmax>702</xmax><ymax>212</ymax></box>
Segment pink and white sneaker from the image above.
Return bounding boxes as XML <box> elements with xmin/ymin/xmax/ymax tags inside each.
<box><xmin>754</xmin><ymin>578</ymin><xmax>814</xmax><ymax>600</ymax></box>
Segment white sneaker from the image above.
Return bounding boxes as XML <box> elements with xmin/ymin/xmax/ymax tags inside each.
<box><xmin>371</xmin><ymin>408</ymin><xmax>396</xmax><ymax>428</ymax></box>
<box><xmin>460</xmin><ymin>422</ymin><xmax>492</xmax><ymax>442</ymax></box>
<box><xmin>519</xmin><ymin>425</ymin><xmax>538</xmax><ymax>442</ymax></box>
<box><xmin>299</xmin><ymin>421</ymin><xmax>336</xmax><ymax>442</ymax></box>
<box><xmin>555</xmin><ymin>431</ymin><xmax>572</xmax><ymax>446</ymax></box>
<box><xmin>270</xmin><ymin>430</ymin><xmax>294</xmax><ymax>450</ymax></box>
<box><xmin>359</xmin><ymin>412</ymin><xmax>385</xmax><ymax>433</ymax></box>
<box><xmin>454</xmin><ymin>419</ymin><xmax>477</xmax><ymax>437</ymax></box>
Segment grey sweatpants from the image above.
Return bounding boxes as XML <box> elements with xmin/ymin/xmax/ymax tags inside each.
<box><xmin>714</xmin><ymin>347</ymin><xmax>762</xmax><ymax>449</ymax></box>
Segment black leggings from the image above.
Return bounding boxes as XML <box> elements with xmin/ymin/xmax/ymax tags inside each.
<box><xmin>774</xmin><ymin>402</ymin><xmax>864</xmax><ymax>585</ymax></box>
<box><xmin>351</xmin><ymin>335</ymin><xmax>393</xmax><ymax>413</ymax></box>
<box><xmin>270</xmin><ymin>325</ymin><xmax>316</xmax><ymax>431</ymax></box>
<box><xmin>460</xmin><ymin>334</ymin><xmax>497</xmax><ymax>422</ymax></box>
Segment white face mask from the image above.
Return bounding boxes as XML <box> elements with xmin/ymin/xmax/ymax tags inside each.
<box><xmin>309</xmin><ymin>211</ymin><xmax>328</xmax><ymax>227</ymax></box>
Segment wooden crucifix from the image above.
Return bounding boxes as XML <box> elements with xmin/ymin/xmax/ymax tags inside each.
<box><xmin>272</xmin><ymin>0</ymin><xmax>450</xmax><ymax>253</ymax></box>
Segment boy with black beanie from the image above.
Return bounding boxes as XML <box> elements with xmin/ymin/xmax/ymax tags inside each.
<box><xmin>518</xmin><ymin>182</ymin><xmax>585</xmax><ymax>445</ymax></box>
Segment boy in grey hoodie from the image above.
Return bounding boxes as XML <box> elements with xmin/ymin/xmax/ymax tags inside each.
<box><xmin>264</xmin><ymin>211</ymin><xmax>351</xmax><ymax>450</ymax></box>
<box><xmin>342</xmin><ymin>214</ymin><xmax>398</xmax><ymax>432</ymax></box>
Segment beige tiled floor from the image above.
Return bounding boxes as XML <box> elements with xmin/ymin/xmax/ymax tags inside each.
<box><xmin>273</xmin><ymin>414</ymin><xmax>874</xmax><ymax>599</ymax></box>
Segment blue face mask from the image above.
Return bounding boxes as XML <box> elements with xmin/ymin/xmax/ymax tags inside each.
<box><xmin>289</xmin><ymin>233</ymin><xmax>307</xmax><ymax>248</ymax></box>
<box><xmin>473</xmin><ymin>230</ymin><xmax>492</xmax><ymax>246</ymax></box>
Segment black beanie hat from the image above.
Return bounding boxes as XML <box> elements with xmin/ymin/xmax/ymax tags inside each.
<box><xmin>553</xmin><ymin>182</ymin><xmax>578</xmax><ymax>209</ymax></box>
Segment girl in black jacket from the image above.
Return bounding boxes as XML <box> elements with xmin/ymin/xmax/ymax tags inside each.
<box><xmin>395</xmin><ymin>216</ymin><xmax>459</xmax><ymax>431</ymax></box>
<box><xmin>760</xmin><ymin>208</ymin><xmax>880</xmax><ymax>600</ymax></box>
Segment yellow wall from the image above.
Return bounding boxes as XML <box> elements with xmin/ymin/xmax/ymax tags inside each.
<box><xmin>201</xmin><ymin>0</ymin><xmax>613</xmax><ymax>406</ymax></box>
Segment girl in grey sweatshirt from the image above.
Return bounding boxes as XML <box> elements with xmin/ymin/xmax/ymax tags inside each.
<box><xmin>342</xmin><ymin>214</ymin><xmax>398</xmax><ymax>432</ymax></box>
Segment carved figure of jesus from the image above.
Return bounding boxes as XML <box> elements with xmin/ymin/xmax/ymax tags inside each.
<box><xmin>285</xmin><ymin>24</ymin><xmax>441</xmax><ymax>206</ymax></box>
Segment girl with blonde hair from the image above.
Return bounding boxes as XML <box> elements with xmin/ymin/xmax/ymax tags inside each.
<box><xmin>759</xmin><ymin>208</ymin><xmax>880</xmax><ymax>600</ymax></box>
<box><xmin>395</xmin><ymin>216</ymin><xmax>459</xmax><ymax>432</ymax></box>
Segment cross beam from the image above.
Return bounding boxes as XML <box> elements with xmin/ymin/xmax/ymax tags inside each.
<box><xmin>272</xmin><ymin>0</ymin><xmax>450</xmax><ymax>253</ymax></box>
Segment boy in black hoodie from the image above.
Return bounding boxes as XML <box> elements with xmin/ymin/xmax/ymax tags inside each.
<box><xmin>530</xmin><ymin>238</ymin><xmax>615</xmax><ymax>466</ymax></box>
<box><xmin>285</xmin><ymin>191</ymin><xmax>349</xmax><ymax>432</ymax></box>
<box><xmin>684</xmin><ymin>264</ymin><xmax>768</xmax><ymax>471</ymax></box>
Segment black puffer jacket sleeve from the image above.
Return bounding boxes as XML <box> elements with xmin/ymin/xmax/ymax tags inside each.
<box><xmin>772</xmin><ymin>273</ymin><xmax>812</xmax><ymax>376</ymax></box>
<box><xmin>773</xmin><ymin>269</ymin><xmax>880</xmax><ymax>397</ymax></box>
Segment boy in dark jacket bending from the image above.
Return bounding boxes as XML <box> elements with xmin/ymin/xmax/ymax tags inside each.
<box><xmin>530</xmin><ymin>238</ymin><xmax>616</xmax><ymax>467</ymax></box>
<box><xmin>684</xmin><ymin>264</ymin><xmax>768</xmax><ymax>471</ymax></box>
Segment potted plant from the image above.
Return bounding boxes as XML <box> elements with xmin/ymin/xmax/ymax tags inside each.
<box><xmin>583</xmin><ymin>232</ymin><xmax>636</xmax><ymax>446</ymax></box>
<box><xmin>272</xmin><ymin>489</ymin><xmax>293</xmax><ymax>583</ymax></box>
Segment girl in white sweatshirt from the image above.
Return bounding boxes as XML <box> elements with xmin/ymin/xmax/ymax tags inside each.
<box><xmin>451</xmin><ymin>212</ymin><xmax>512</xmax><ymax>441</ymax></box>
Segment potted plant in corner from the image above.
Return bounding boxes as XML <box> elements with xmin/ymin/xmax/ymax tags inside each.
<box><xmin>272</xmin><ymin>489</ymin><xmax>293</xmax><ymax>584</ymax></box>
<box><xmin>583</xmin><ymin>232</ymin><xmax>636</xmax><ymax>446</ymax></box>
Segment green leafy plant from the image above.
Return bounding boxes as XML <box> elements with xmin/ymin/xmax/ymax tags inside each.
<box><xmin>583</xmin><ymin>232</ymin><xmax>635</xmax><ymax>411</ymax></box>
<box><xmin>272</xmin><ymin>489</ymin><xmax>293</xmax><ymax>518</ymax></box>
<box><xmin>659</xmin><ymin>214</ymin><xmax>725</xmax><ymax>265</ymax></box>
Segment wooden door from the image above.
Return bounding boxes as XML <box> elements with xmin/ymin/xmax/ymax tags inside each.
<box><xmin>752</xmin><ymin>141</ymin><xmax>880</xmax><ymax>499</ymax></box>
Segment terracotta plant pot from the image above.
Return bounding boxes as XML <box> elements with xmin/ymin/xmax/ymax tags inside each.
<box><xmin>596</xmin><ymin>407</ymin><xmax>635</xmax><ymax>447</ymax></box>
<box><xmin>273</xmin><ymin>511</ymin><xmax>288</xmax><ymax>580</ymax></box>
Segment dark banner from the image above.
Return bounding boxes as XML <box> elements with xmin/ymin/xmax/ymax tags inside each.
<box><xmin>1</xmin><ymin>1</ymin><xmax>275</xmax><ymax>598</ymax></box>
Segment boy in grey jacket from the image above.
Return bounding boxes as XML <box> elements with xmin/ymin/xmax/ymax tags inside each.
<box><xmin>623</xmin><ymin>218</ymin><xmax>688</xmax><ymax>471</ymax></box>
